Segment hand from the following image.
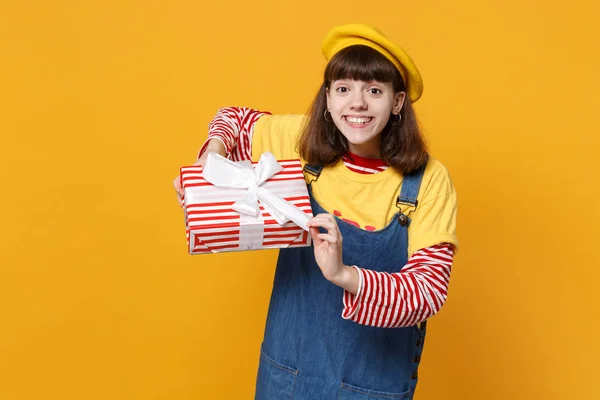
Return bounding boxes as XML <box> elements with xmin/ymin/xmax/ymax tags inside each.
<box><xmin>308</xmin><ymin>213</ymin><xmax>347</xmax><ymax>284</ymax></box>
<box><xmin>173</xmin><ymin>139</ymin><xmax>226</xmax><ymax>207</ymax></box>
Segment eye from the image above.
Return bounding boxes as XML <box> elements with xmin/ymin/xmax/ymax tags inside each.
<box><xmin>368</xmin><ymin>88</ymin><xmax>382</xmax><ymax>94</ymax></box>
<box><xmin>336</xmin><ymin>86</ymin><xmax>348</xmax><ymax>93</ymax></box>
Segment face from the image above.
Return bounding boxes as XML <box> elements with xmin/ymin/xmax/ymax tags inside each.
<box><xmin>326</xmin><ymin>79</ymin><xmax>405</xmax><ymax>158</ymax></box>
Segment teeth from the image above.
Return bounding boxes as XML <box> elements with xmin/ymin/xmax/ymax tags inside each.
<box><xmin>346</xmin><ymin>117</ymin><xmax>372</xmax><ymax>124</ymax></box>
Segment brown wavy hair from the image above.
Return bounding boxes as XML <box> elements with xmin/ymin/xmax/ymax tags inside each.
<box><xmin>298</xmin><ymin>45</ymin><xmax>428</xmax><ymax>174</ymax></box>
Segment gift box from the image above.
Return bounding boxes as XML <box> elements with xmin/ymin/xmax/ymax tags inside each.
<box><xmin>180</xmin><ymin>152</ymin><xmax>313</xmax><ymax>254</ymax></box>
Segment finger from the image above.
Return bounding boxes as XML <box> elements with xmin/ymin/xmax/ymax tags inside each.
<box><xmin>173</xmin><ymin>177</ymin><xmax>184</xmax><ymax>207</ymax></box>
<box><xmin>193</xmin><ymin>153</ymin><xmax>208</xmax><ymax>167</ymax></box>
<box><xmin>310</xmin><ymin>227</ymin><xmax>323</xmax><ymax>245</ymax></box>
<box><xmin>308</xmin><ymin>218</ymin><xmax>338</xmax><ymax>233</ymax></box>
<box><xmin>314</xmin><ymin>213</ymin><xmax>337</xmax><ymax>222</ymax></box>
<box><xmin>317</xmin><ymin>233</ymin><xmax>340</xmax><ymax>245</ymax></box>
<box><xmin>173</xmin><ymin>178</ymin><xmax>184</xmax><ymax>196</ymax></box>
<box><xmin>309</xmin><ymin>214</ymin><xmax>336</xmax><ymax>224</ymax></box>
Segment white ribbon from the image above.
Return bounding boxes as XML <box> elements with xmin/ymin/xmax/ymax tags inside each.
<box><xmin>202</xmin><ymin>152</ymin><xmax>311</xmax><ymax>234</ymax></box>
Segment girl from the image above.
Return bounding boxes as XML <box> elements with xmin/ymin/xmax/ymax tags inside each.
<box><xmin>174</xmin><ymin>24</ymin><xmax>458</xmax><ymax>399</ymax></box>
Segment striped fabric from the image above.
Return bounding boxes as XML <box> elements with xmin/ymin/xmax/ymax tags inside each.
<box><xmin>342</xmin><ymin>243</ymin><xmax>454</xmax><ymax>327</ymax></box>
<box><xmin>199</xmin><ymin>106</ymin><xmax>455</xmax><ymax>327</ymax></box>
<box><xmin>199</xmin><ymin>107</ymin><xmax>270</xmax><ymax>162</ymax></box>
<box><xmin>342</xmin><ymin>153</ymin><xmax>388</xmax><ymax>174</ymax></box>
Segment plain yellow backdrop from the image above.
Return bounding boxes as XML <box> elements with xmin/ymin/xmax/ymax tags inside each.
<box><xmin>1</xmin><ymin>0</ymin><xmax>599</xmax><ymax>399</ymax></box>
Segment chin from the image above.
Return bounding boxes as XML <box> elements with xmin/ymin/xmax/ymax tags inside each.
<box><xmin>342</xmin><ymin>134</ymin><xmax>378</xmax><ymax>146</ymax></box>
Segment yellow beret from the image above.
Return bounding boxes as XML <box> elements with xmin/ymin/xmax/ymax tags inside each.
<box><xmin>321</xmin><ymin>23</ymin><xmax>424</xmax><ymax>103</ymax></box>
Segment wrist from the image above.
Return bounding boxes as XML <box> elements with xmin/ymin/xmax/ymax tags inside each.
<box><xmin>203</xmin><ymin>138</ymin><xmax>227</xmax><ymax>156</ymax></box>
<box><xmin>329</xmin><ymin>265</ymin><xmax>359</xmax><ymax>293</ymax></box>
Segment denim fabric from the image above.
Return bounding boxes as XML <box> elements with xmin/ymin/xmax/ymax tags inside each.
<box><xmin>255</xmin><ymin>166</ymin><xmax>427</xmax><ymax>400</ymax></box>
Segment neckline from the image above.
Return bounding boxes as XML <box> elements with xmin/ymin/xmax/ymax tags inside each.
<box><xmin>332</xmin><ymin>159</ymin><xmax>401</xmax><ymax>183</ymax></box>
<box><xmin>343</xmin><ymin>152</ymin><xmax>388</xmax><ymax>170</ymax></box>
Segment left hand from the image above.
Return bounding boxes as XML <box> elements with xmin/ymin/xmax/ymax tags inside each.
<box><xmin>307</xmin><ymin>213</ymin><xmax>345</xmax><ymax>283</ymax></box>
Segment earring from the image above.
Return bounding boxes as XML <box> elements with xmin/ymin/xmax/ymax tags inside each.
<box><xmin>391</xmin><ymin>113</ymin><xmax>402</xmax><ymax>124</ymax></box>
<box><xmin>323</xmin><ymin>109</ymin><xmax>333</xmax><ymax>123</ymax></box>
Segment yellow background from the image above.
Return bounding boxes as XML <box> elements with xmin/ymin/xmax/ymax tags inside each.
<box><xmin>1</xmin><ymin>0</ymin><xmax>599</xmax><ymax>399</ymax></box>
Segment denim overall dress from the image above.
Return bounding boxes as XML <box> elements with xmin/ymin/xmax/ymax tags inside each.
<box><xmin>255</xmin><ymin>162</ymin><xmax>428</xmax><ymax>400</ymax></box>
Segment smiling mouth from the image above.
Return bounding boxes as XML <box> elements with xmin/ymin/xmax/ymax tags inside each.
<box><xmin>344</xmin><ymin>116</ymin><xmax>373</xmax><ymax>126</ymax></box>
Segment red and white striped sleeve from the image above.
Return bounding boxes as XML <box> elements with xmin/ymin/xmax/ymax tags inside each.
<box><xmin>198</xmin><ymin>107</ymin><xmax>271</xmax><ymax>162</ymax></box>
<box><xmin>342</xmin><ymin>243</ymin><xmax>454</xmax><ymax>327</ymax></box>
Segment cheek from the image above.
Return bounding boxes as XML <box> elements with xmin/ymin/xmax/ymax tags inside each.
<box><xmin>377</xmin><ymin>103</ymin><xmax>394</xmax><ymax>118</ymax></box>
<box><xmin>329</xmin><ymin>96</ymin><xmax>347</xmax><ymax>110</ymax></box>
<box><xmin>330</xmin><ymin>104</ymin><xmax>345</xmax><ymax>118</ymax></box>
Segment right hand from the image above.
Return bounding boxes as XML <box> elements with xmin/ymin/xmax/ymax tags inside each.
<box><xmin>173</xmin><ymin>139</ymin><xmax>226</xmax><ymax>207</ymax></box>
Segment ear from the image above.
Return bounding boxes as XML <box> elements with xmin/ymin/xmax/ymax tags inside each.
<box><xmin>393</xmin><ymin>91</ymin><xmax>406</xmax><ymax>115</ymax></box>
<box><xmin>325</xmin><ymin>87</ymin><xmax>331</xmax><ymax>109</ymax></box>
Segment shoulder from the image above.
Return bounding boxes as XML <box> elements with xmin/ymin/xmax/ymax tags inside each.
<box><xmin>423</xmin><ymin>157</ymin><xmax>452</xmax><ymax>181</ymax></box>
<box><xmin>251</xmin><ymin>114</ymin><xmax>308</xmax><ymax>161</ymax></box>
<box><xmin>417</xmin><ymin>156</ymin><xmax>456</xmax><ymax>204</ymax></box>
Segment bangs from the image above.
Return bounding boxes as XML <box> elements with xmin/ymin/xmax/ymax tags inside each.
<box><xmin>325</xmin><ymin>45</ymin><xmax>403</xmax><ymax>88</ymax></box>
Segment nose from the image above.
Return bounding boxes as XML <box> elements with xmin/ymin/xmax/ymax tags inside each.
<box><xmin>350</xmin><ymin>91</ymin><xmax>367</xmax><ymax>109</ymax></box>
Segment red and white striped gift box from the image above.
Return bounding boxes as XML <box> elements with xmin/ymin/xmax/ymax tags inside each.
<box><xmin>180</xmin><ymin>159</ymin><xmax>313</xmax><ymax>254</ymax></box>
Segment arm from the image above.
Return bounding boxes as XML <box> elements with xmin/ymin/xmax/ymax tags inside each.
<box><xmin>174</xmin><ymin>107</ymin><xmax>270</xmax><ymax>206</ymax></box>
<box><xmin>339</xmin><ymin>243</ymin><xmax>454</xmax><ymax>327</ymax></box>
<box><xmin>308</xmin><ymin>214</ymin><xmax>455</xmax><ymax>328</ymax></box>
<box><xmin>335</xmin><ymin>159</ymin><xmax>458</xmax><ymax>327</ymax></box>
<box><xmin>197</xmin><ymin>107</ymin><xmax>270</xmax><ymax>162</ymax></box>
<box><xmin>176</xmin><ymin>107</ymin><xmax>302</xmax><ymax>205</ymax></box>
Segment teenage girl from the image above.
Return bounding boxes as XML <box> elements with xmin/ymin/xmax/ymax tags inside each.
<box><xmin>174</xmin><ymin>23</ymin><xmax>458</xmax><ymax>399</ymax></box>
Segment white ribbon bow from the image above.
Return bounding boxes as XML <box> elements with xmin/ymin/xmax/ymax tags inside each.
<box><xmin>202</xmin><ymin>152</ymin><xmax>310</xmax><ymax>231</ymax></box>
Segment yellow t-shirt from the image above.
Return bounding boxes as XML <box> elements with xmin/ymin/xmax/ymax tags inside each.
<box><xmin>251</xmin><ymin>114</ymin><xmax>458</xmax><ymax>256</ymax></box>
